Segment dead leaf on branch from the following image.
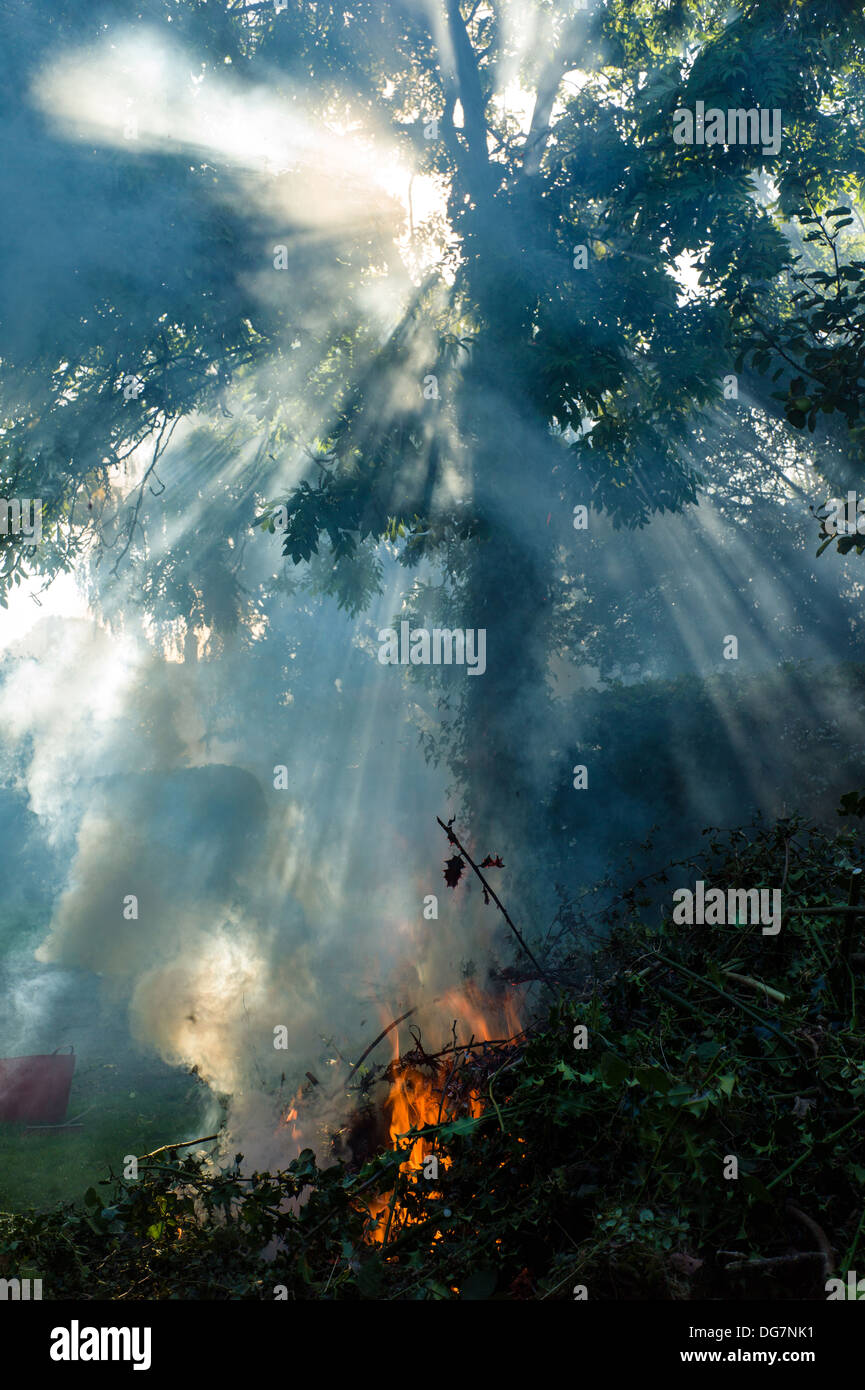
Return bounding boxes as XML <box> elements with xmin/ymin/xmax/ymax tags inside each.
<box><xmin>444</xmin><ymin>854</ymin><xmax>466</xmax><ymax>889</ymax></box>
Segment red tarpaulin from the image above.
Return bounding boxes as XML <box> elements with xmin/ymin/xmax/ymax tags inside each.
<box><xmin>0</xmin><ymin>1048</ymin><xmax>75</xmax><ymax>1124</ymax></box>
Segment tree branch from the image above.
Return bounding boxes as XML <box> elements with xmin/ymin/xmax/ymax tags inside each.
<box><xmin>437</xmin><ymin>816</ymin><xmax>549</xmax><ymax>979</ymax></box>
<box><xmin>521</xmin><ymin>14</ymin><xmax>589</xmax><ymax>178</ymax></box>
<box><xmin>443</xmin><ymin>0</ymin><xmax>493</xmax><ymax>196</ymax></box>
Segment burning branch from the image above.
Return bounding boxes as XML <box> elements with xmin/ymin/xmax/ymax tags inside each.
<box><xmin>347</xmin><ymin>1008</ymin><xmax>418</xmax><ymax>1083</ymax></box>
<box><xmin>137</xmin><ymin>1134</ymin><xmax>221</xmax><ymax>1161</ymax></box>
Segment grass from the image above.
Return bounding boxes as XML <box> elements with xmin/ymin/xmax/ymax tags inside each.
<box><xmin>0</xmin><ymin>1052</ymin><xmax>209</xmax><ymax>1212</ymax></box>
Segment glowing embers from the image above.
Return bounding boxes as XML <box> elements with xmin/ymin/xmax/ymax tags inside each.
<box><xmin>278</xmin><ymin>1069</ymin><xmax>319</xmax><ymax>1143</ymax></box>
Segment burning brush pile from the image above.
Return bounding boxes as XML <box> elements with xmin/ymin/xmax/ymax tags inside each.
<box><xmin>322</xmin><ymin>816</ymin><xmax>534</xmax><ymax>1251</ymax></box>
<box><xmin>338</xmin><ymin>991</ymin><xmax>528</xmax><ymax>1247</ymax></box>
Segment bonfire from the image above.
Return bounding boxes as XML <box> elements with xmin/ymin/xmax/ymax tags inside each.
<box><xmin>273</xmin><ymin>815</ymin><xmax>536</xmax><ymax>1249</ymax></box>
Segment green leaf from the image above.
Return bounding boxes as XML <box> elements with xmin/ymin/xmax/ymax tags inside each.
<box><xmin>635</xmin><ymin>1065</ymin><xmax>672</xmax><ymax>1093</ymax></box>
<box><xmin>742</xmin><ymin>1175</ymin><xmax>772</xmax><ymax>1203</ymax></box>
<box><xmin>356</xmin><ymin>1256</ymin><xmax>384</xmax><ymax>1298</ymax></box>
<box><xmin>665</xmin><ymin>1084</ymin><xmax>696</xmax><ymax>1107</ymax></box>
<box><xmin>599</xmin><ymin>1052</ymin><xmax>630</xmax><ymax>1086</ymax></box>
<box><xmin>460</xmin><ymin>1268</ymin><xmax>497</xmax><ymax>1300</ymax></box>
<box><xmin>438</xmin><ymin>1115</ymin><xmax>481</xmax><ymax>1140</ymax></box>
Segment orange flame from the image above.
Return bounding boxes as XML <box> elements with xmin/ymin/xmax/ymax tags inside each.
<box><xmin>438</xmin><ymin>980</ymin><xmax>524</xmax><ymax>1045</ymax></box>
<box><xmin>364</xmin><ymin>984</ymin><xmax>522</xmax><ymax>1245</ymax></box>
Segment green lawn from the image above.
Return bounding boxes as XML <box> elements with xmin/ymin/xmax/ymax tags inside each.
<box><xmin>0</xmin><ymin>1053</ymin><xmax>212</xmax><ymax>1212</ymax></box>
